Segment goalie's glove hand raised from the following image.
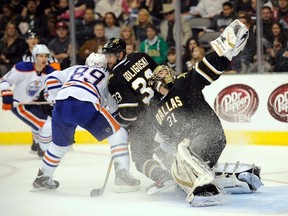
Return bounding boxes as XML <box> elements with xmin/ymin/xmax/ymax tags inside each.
<box><xmin>1</xmin><ymin>90</ymin><xmax>13</xmax><ymax>110</ymax></box>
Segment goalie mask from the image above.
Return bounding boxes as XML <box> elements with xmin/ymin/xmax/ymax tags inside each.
<box><xmin>148</xmin><ymin>65</ymin><xmax>175</xmax><ymax>90</ymax></box>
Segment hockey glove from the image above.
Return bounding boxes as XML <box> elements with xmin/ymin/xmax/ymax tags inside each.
<box><xmin>210</xmin><ymin>19</ymin><xmax>249</xmax><ymax>61</ymax></box>
<box><xmin>1</xmin><ymin>90</ymin><xmax>14</xmax><ymax>110</ymax></box>
<box><xmin>36</xmin><ymin>90</ymin><xmax>53</xmax><ymax>117</ymax></box>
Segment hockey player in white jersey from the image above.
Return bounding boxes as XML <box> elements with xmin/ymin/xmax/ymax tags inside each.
<box><xmin>22</xmin><ymin>29</ymin><xmax>61</xmax><ymax>154</ymax></box>
<box><xmin>32</xmin><ymin>53</ymin><xmax>140</xmax><ymax>193</ymax></box>
<box><xmin>0</xmin><ymin>44</ymin><xmax>55</xmax><ymax>156</ymax></box>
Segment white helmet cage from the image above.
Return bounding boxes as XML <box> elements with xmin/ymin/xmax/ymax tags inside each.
<box><xmin>85</xmin><ymin>53</ymin><xmax>107</xmax><ymax>70</ymax></box>
<box><xmin>32</xmin><ymin>44</ymin><xmax>50</xmax><ymax>61</ymax></box>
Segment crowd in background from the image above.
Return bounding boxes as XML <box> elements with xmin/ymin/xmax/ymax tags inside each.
<box><xmin>0</xmin><ymin>0</ymin><xmax>288</xmax><ymax>77</ymax></box>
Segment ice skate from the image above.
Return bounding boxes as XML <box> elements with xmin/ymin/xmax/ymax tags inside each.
<box><xmin>32</xmin><ymin>169</ymin><xmax>59</xmax><ymax>190</ymax></box>
<box><xmin>188</xmin><ymin>184</ymin><xmax>224</xmax><ymax>207</ymax></box>
<box><xmin>30</xmin><ymin>140</ymin><xmax>39</xmax><ymax>154</ymax></box>
<box><xmin>114</xmin><ymin>168</ymin><xmax>140</xmax><ymax>193</ymax></box>
<box><xmin>37</xmin><ymin>148</ymin><xmax>44</xmax><ymax>157</ymax></box>
<box><xmin>210</xmin><ymin>19</ymin><xmax>249</xmax><ymax>60</ymax></box>
<box><xmin>146</xmin><ymin>171</ymin><xmax>176</xmax><ymax>195</ymax></box>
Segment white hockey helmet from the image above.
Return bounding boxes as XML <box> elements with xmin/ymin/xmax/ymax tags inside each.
<box><xmin>85</xmin><ymin>52</ymin><xmax>107</xmax><ymax>70</ymax></box>
<box><xmin>32</xmin><ymin>44</ymin><xmax>50</xmax><ymax>60</ymax></box>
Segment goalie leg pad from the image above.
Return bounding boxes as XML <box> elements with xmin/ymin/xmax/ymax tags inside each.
<box><xmin>171</xmin><ymin>139</ymin><xmax>223</xmax><ymax>206</ymax></box>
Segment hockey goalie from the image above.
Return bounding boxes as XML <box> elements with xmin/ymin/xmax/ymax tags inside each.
<box><xmin>144</xmin><ymin>19</ymin><xmax>263</xmax><ymax>207</ymax></box>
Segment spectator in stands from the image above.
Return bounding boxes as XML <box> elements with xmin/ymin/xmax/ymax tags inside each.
<box><xmin>206</xmin><ymin>1</ymin><xmax>238</xmax><ymax>32</ymax></box>
<box><xmin>103</xmin><ymin>12</ymin><xmax>121</xmax><ymax>39</ymax></box>
<box><xmin>119</xmin><ymin>24</ymin><xmax>137</xmax><ymax>47</ymax></box>
<box><xmin>10</xmin><ymin>0</ymin><xmax>26</xmax><ymax>16</ymax></box>
<box><xmin>270</xmin><ymin>45</ymin><xmax>288</xmax><ymax>72</ymax></box>
<box><xmin>59</xmin><ymin>0</ymin><xmax>95</xmax><ymax>23</ymax></box>
<box><xmin>267</xmin><ymin>22</ymin><xmax>288</xmax><ymax>70</ymax></box>
<box><xmin>39</xmin><ymin>12</ymin><xmax>57</xmax><ymax>45</ymax></box>
<box><xmin>133</xmin><ymin>8</ymin><xmax>154</xmax><ymax>42</ymax></box>
<box><xmin>76</xmin><ymin>7</ymin><xmax>99</xmax><ymax>47</ymax></box>
<box><xmin>262</xmin><ymin>6</ymin><xmax>275</xmax><ymax>47</ymax></box>
<box><xmin>263</xmin><ymin>0</ymin><xmax>274</xmax><ymax>10</ymax></box>
<box><xmin>180</xmin><ymin>0</ymin><xmax>199</xmax><ymax>20</ymax></box>
<box><xmin>159</xmin><ymin>3</ymin><xmax>192</xmax><ymax>47</ymax></box>
<box><xmin>95</xmin><ymin>0</ymin><xmax>124</xmax><ymax>20</ymax></box>
<box><xmin>49</xmin><ymin>0</ymin><xmax>69</xmax><ymax>17</ymax></box>
<box><xmin>0</xmin><ymin>22</ymin><xmax>27</xmax><ymax>77</ymax></box>
<box><xmin>0</xmin><ymin>4</ymin><xmax>22</xmax><ymax>38</ymax></box>
<box><xmin>250</xmin><ymin>0</ymin><xmax>257</xmax><ymax>21</ymax></box>
<box><xmin>190</xmin><ymin>45</ymin><xmax>205</xmax><ymax>66</ymax></box>
<box><xmin>139</xmin><ymin>0</ymin><xmax>164</xmax><ymax>25</ymax></box>
<box><xmin>182</xmin><ymin>37</ymin><xmax>199</xmax><ymax>72</ymax></box>
<box><xmin>35</xmin><ymin>0</ymin><xmax>53</xmax><ymax>16</ymax></box>
<box><xmin>21</xmin><ymin>0</ymin><xmax>47</xmax><ymax>35</ymax></box>
<box><xmin>139</xmin><ymin>24</ymin><xmax>168</xmax><ymax>64</ymax></box>
<box><xmin>233</xmin><ymin>0</ymin><xmax>254</xmax><ymax>15</ymax></box>
<box><xmin>60</xmin><ymin>43</ymin><xmax>77</xmax><ymax>69</ymax></box>
<box><xmin>192</xmin><ymin>0</ymin><xmax>227</xmax><ymax>19</ymax></box>
<box><xmin>125</xmin><ymin>41</ymin><xmax>137</xmax><ymax>54</ymax></box>
<box><xmin>78</xmin><ymin>22</ymin><xmax>107</xmax><ymax>63</ymax></box>
<box><xmin>164</xmin><ymin>46</ymin><xmax>177</xmax><ymax>73</ymax></box>
<box><xmin>274</xmin><ymin>0</ymin><xmax>288</xmax><ymax>34</ymax></box>
<box><xmin>22</xmin><ymin>29</ymin><xmax>60</xmax><ymax>70</ymax></box>
<box><xmin>274</xmin><ymin>0</ymin><xmax>288</xmax><ymax>20</ymax></box>
<box><xmin>124</xmin><ymin>0</ymin><xmax>141</xmax><ymax>26</ymax></box>
<box><xmin>48</xmin><ymin>21</ymin><xmax>70</xmax><ymax>63</ymax></box>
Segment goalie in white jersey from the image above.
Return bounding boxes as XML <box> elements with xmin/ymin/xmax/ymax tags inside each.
<box><xmin>0</xmin><ymin>44</ymin><xmax>55</xmax><ymax>155</ymax></box>
<box><xmin>32</xmin><ymin>53</ymin><xmax>140</xmax><ymax>192</ymax></box>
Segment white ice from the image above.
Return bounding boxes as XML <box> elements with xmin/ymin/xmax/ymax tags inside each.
<box><xmin>0</xmin><ymin>144</ymin><xmax>288</xmax><ymax>216</ymax></box>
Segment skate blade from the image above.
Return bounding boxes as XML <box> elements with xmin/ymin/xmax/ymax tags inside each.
<box><xmin>115</xmin><ymin>185</ymin><xmax>140</xmax><ymax>193</ymax></box>
<box><xmin>30</xmin><ymin>187</ymin><xmax>59</xmax><ymax>193</ymax></box>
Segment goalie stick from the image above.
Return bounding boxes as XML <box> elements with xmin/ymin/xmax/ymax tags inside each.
<box><xmin>90</xmin><ymin>158</ymin><xmax>113</xmax><ymax>197</ymax></box>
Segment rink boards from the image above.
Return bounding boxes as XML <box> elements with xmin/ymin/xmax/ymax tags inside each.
<box><xmin>0</xmin><ymin>73</ymin><xmax>287</xmax><ymax>145</ymax></box>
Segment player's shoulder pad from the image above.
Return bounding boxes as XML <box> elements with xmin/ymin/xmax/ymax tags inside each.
<box><xmin>14</xmin><ymin>62</ymin><xmax>34</xmax><ymax>72</ymax></box>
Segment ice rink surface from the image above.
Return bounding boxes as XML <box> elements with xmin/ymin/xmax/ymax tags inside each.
<box><xmin>1</xmin><ymin>144</ymin><xmax>288</xmax><ymax>216</ymax></box>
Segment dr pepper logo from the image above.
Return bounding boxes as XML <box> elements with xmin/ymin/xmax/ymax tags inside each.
<box><xmin>214</xmin><ymin>84</ymin><xmax>259</xmax><ymax>122</ymax></box>
<box><xmin>268</xmin><ymin>84</ymin><xmax>288</xmax><ymax>122</ymax></box>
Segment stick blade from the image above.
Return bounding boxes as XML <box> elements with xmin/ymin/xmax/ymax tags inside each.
<box><xmin>90</xmin><ymin>188</ymin><xmax>103</xmax><ymax>197</ymax></box>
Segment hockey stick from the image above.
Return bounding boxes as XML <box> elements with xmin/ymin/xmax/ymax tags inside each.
<box><xmin>90</xmin><ymin>158</ymin><xmax>113</xmax><ymax>197</ymax></box>
<box><xmin>13</xmin><ymin>101</ymin><xmax>55</xmax><ymax>106</ymax></box>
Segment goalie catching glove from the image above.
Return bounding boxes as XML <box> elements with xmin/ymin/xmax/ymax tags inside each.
<box><xmin>1</xmin><ymin>90</ymin><xmax>13</xmax><ymax>110</ymax></box>
<box><xmin>210</xmin><ymin>19</ymin><xmax>249</xmax><ymax>61</ymax></box>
